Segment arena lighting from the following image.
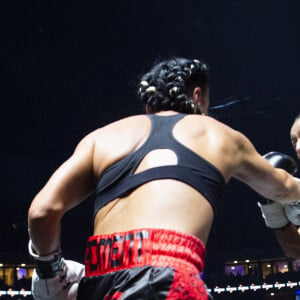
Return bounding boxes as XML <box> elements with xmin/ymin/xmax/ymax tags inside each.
<box><xmin>0</xmin><ymin>264</ymin><xmax>3</xmax><ymax>267</ymax></box>
<box><xmin>209</xmin><ymin>280</ymin><xmax>300</xmax><ymax>295</ymax></box>
<box><xmin>267</xmin><ymin>264</ymin><xmax>271</xmax><ymax>268</ymax></box>
<box><xmin>213</xmin><ymin>287</ymin><xmax>225</xmax><ymax>294</ymax></box>
<box><xmin>245</xmin><ymin>259</ymin><xmax>250</xmax><ymax>263</ymax></box>
<box><xmin>1</xmin><ymin>281</ymin><xmax>300</xmax><ymax>297</ymax></box>
<box><xmin>7</xmin><ymin>289</ymin><xmax>19</xmax><ymax>296</ymax></box>
<box><xmin>262</xmin><ymin>283</ymin><xmax>273</xmax><ymax>290</ymax></box>
<box><xmin>238</xmin><ymin>285</ymin><xmax>249</xmax><ymax>292</ymax></box>
<box><xmin>234</xmin><ymin>260</ymin><xmax>238</xmax><ymax>264</ymax></box>
<box><xmin>250</xmin><ymin>284</ymin><xmax>262</xmax><ymax>291</ymax></box>
<box><xmin>226</xmin><ymin>286</ymin><xmax>237</xmax><ymax>293</ymax></box>
<box><xmin>20</xmin><ymin>289</ymin><xmax>32</xmax><ymax>296</ymax></box>
<box><xmin>274</xmin><ymin>282</ymin><xmax>285</xmax><ymax>289</ymax></box>
<box><xmin>0</xmin><ymin>290</ymin><xmax>32</xmax><ymax>297</ymax></box>
<box><xmin>287</xmin><ymin>281</ymin><xmax>298</xmax><ymax>288</ymax></box>
<box><xmin>20</xmin><ymin>263</ymin><xmax>26</xmax><ymax>267</ymax></box>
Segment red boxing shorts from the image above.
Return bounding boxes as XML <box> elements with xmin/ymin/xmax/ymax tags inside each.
<box><xmin>77</xmin><ymin>228</ymin><xmax>208</xmax><ymax>300</ymax></box>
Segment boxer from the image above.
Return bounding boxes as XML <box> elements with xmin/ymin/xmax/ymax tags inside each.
<box><xmin>258</xmin><ymin>114</ymin><xmax>300</xmax><ymax>259</ymax></box>
<box><xmin>28</xmin><ymin>58</ymin><xmax>300</xmax><ymax>299</ymax></box>
<box><xmin>288</xmin><ymin>114</ymin><xmax>300</xmax><ymax>231</ymax></box>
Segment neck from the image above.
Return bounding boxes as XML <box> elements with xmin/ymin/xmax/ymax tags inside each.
<box><xmin>154</xmin><ymin>110</ymin><xmax>179</xmax><ymax>116</ymax></box>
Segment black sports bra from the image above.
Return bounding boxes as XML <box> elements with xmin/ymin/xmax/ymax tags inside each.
<box><xmin>94</xmin><ymin>113</ymin><xmax>225</xmax><ymax>216</ymax></box>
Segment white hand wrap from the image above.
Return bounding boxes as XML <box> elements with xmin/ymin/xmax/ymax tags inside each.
<box><xmin>28</xmin><ymin>240</ymin><xmax>85</xmax><ymax>300</ymax></box>
<box><xmin>284</xmin><ymin>201</ymin><xmax>300</xmax><ymax>226</ymax></box>
<box><xmin>31</xmin><ymin>259</ymin><xmax>85</xmax><ymax>300</ymax></box>
<box><xmin>257</xmin><ymin>201</ymin><xmax>289</xmax><ymax>229</ymax></box>
<box><xmin>28</xmin><ymin>240</ymin><xmax>63</xmax><ymax>279</ymax></box>
<box><xmin>283</xmin><ymin>177</ymin><xmax>300</xmax><ymax>226</ymax></box>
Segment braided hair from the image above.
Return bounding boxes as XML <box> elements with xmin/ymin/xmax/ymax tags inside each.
<box><xmin>137</xmin><ymin>58</ymin><xmax>209</xmax><ymax>114</ymax></box>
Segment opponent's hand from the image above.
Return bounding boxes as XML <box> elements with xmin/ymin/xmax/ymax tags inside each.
<box><xmin>284</xmin><ymin>199</ymin><xmax>300</xmax><ymax>226</ymax></box>
<box><xmin>29</xmin><ymin>240</ymin><xmax>85</xmax><ymax>300</ymax></box>
<box><xmin>258</xmin><ymin>201</ymin><xmax>289</xmax><ymax>229</ymax></box>
<box><xmin>257</xmin><ymin>152</ymin><xmax>298</xmax><ymax>229</ymax></box>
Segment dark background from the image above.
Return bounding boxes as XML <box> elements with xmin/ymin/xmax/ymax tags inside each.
<box><xmin>0</xmin><ymin>0</ymin><xmax>299</xmax><ymax>277</ymax></box>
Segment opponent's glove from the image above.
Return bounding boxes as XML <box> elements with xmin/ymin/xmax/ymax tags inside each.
<box><xmin>263</xmin><ymin>151</ymin><xmax>298</xmax><ymax>176</ymax></box>
<box><xmin>29</xmin><ymin>240</ymin><xmax>85</xmax><ymax>300</ymax></box>
<box><xmin>257</xmin><ymin>151</ymin><xmax>298</xmax><ymax>229</ymax></box>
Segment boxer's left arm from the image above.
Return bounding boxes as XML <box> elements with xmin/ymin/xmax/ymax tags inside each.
<box><xmin>256</xmin><ymin>152</ymin><xmax>297</xmax><ymax>229</ymax></box>
<box><xmin>28</xmin><ymin>131</ymin><xmax>97</xmax><ymax>256</ymax></box>
<box><xmin>231</xmin><ymin>136</ymin><xmax>300</xmax><ymax>259</ymax></box>
<box><xmin>232</xmin><ymin>132</ymin><xmax>300</xmax><ymax>203</ymax></box>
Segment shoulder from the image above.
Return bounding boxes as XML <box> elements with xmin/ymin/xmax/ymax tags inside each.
<box><xmin>77</xmin><ymin>114</ymin><xmax>150</xmax><ymax>156</ymax></box>
<box><xmin>78</xmin><ymin>114</ymin><xmax>149</xmax><ymax>143</ymax></box>
<box><xmin>99</xmin><ymin>114</ymin><xmax>148</xmax><ymax>133</ymax></box>
<box><xmin>188</xmin><ymin>114</ymin><xmax>247</xmax><ymax>142</ymax></box>
<box><xmin>206</xmin><ymin>116</ymin><xmax>250</xmax><ymax>145</ymax></box>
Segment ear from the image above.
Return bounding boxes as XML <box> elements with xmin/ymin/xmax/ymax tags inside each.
<box><xmin>192</xmin><ymin>87</ymin><xmax>205</xmax><ymax>114</ymax></box>
<box><xmin>192</xmin><ymin>87</ymin><xmax>202</xmax><ymax>103</ymax></box>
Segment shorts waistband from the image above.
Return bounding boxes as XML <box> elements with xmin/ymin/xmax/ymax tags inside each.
<box><xmin>85</xmin><ymin>228</ymin><xmax>206</xmax><ymax>276</ymax></box>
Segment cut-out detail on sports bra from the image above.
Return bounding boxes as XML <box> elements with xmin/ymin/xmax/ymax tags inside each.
<box><xmin>133</xmin><ymin>149</ymin><xmax>178</xmax><ymax>174</ymax></box>
<box><xmin>94</xmin><ymin>114</ymin><xmax>225</xmax><ymax>217</ymax></box>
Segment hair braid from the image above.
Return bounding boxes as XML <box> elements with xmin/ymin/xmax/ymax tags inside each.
<box><xmin>138</xmin><ymin>57</ymin><xmax>209</xmax><ymax>114</ymax></box>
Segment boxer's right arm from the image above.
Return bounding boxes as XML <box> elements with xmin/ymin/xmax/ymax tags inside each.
<box><xmin>28</xmin><ymin>131</ymin><xmax>100</xmax><ymax>299</ymax></box>
<box><xmin>232</xmin><ymin>132</ymin><xmax>300</xmax><ymax>203</ymax></box>
<box><xmin>28</xmin><ymin>131</ymin><xmax>97</xmax><ymax>255</ymax></box>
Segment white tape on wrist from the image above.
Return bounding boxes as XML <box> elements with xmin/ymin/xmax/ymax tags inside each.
<box><xmin>31</xmin><ymin>260</ymin><xmax>85</xmax><ymax>300</ymax></box>
<box><xmin>28</xmin><ymin>240</ymin><xmax>61</xmax><ymax>261</ymax></box>
<box><xmin>258</xmin><ymin>201</ymin><xmax>289</xmax><ymax>229</ymax></box>
<box><xmin>28</xmin><ymin>240</ymin><xmax>63</xmax><ymax>279</ymax></box>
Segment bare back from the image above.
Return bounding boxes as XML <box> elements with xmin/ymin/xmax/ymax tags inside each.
<box><xmin>92</xmin><ymin>111</ymin><xmax>240</xmax><ymax>244</ymax></box>
<box><xmin>28</xmin><ymin>110</ymin><xmax>300</xmax><ymax>256</ymax></box>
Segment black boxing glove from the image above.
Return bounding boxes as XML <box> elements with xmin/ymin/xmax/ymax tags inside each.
<box><xmin>258</xmin><ymin>151</ymin><xmax>297</xmax><ymax>205</ymax></box>
<box><xmin>257</xmin><ymin>151</ymin><xmax>298</xmax><ymax>229</ymax></box>
<box><xmin>263</xmin><ymin>151</ymin><xmax>298</xmax><ymax>176</ymax></box>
